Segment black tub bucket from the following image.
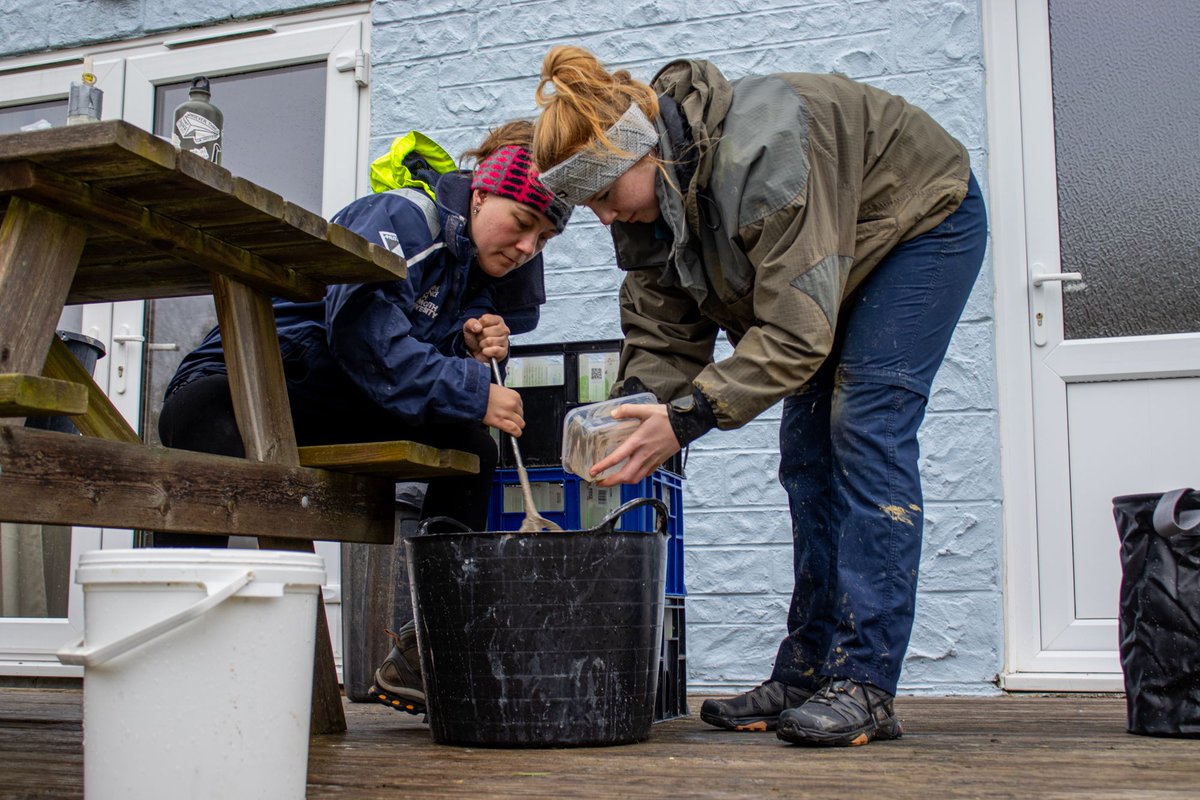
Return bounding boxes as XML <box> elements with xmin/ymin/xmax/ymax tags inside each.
<box><xmin>406</xmin><ymin>497</ymin><xmax>669</xmax><ymax>748</ymax></box>
<box><xmin>25</xmin><ymin>331</ymin><xmax>105</xmax><ymax>435</ymax></box>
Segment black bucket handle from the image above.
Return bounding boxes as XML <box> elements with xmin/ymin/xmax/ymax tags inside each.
<box><xmin>416</xmin><ymin>516</ymin><xmax>473</xmax><ymax>537</ymax></box>
<box><xmin>415</xmin><ymin>496</ymin><xmax>669</xmax><ymax>537</ymax></box>
<box><xmin>592</xmin><ymin>496</ymin><xmax>669</xmax><ymax>536</ymax></box>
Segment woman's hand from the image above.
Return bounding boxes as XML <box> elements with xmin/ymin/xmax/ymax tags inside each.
<box><xmin>590</xmin><ymin>403</ymin><xmax>681</xmax><ymax>487</ymax></box>
<box><xmin>484</xmin><ymin>384</ymin><xmax>524</xmax><ymax>438</ymax></box>
<box><xmin>463</xmin><ymin>313</ymin><xmax>510</xmax><ymax>363</ymax></box>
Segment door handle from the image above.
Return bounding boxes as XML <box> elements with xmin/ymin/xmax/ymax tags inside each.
<box><xmin>1030</xmin><ymin>265</ymin><xmax>1085</xmax><ymax>347</ymax></box>
<box><xmin>1032</xmin><ymin>271</ymin><xmax>1083</xmax><ymax>287</ymax></box>
<box><xmin>111</xmin><ymin>328</ymin><xmax>143</xmax><ymax>394</ymax></box>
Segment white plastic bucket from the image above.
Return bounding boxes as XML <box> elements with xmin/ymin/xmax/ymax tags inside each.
<box><xmin>58</xmin><ymin>549</ymin><xmax>326</xmax><ymax>800</ymax></box>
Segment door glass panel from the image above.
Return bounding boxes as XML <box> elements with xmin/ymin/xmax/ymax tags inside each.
<box><xmin>1048</xmin><ymin>0</ymin><xmax>1200</xmax><ymax>339</ymax></box>
<box><xmin>143</xmin><ymin>62</ymin><xmax>327</xmax><ymax>447</ymax></box>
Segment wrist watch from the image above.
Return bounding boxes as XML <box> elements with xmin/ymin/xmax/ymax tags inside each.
<box><xmin>669</xmin><ymin>394</ymin><xmax>697</xmax><ymax>414</ymax></box>
<box><xmin>666</xmin><ymin>389</ymin><xmax>716</xmax><ymax>448</ymax></box>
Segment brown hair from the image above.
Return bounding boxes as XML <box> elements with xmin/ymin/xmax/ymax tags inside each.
<box><xmin>532</xmin><ymin>45</ymin><xmax>659</xmax><ymax>170</ymax></box>
<box><xmin>461</xmin><ymin>120</ymin><xmax>535</xmax><ymax>166</ymax></box>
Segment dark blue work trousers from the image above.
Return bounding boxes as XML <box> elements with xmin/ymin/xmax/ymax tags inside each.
<box><xmin>770</xmin><ymin>173</ymin><xmax>988</xmax><ymax>696</ymax></box>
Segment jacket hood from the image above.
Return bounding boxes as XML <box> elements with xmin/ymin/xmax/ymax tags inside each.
<box><xmin>608</xmin><ymin>59</ymin><xmax>736</xmax><ymax>305</ymax></box>
<box><xmin>651</xmin><ymin>59</ymin><xmax>734</xmax><ymax>196</ymax></box>
<box><xmin>433</xmin><ymin>170</ymin><xmax>475</xmax><ymax>264</ymax></box>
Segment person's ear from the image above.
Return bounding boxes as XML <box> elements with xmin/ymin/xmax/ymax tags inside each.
<box><xmin>471</xmin><ymin>189</ymin><xmax>488</xmax><ymax>216</ymax></box>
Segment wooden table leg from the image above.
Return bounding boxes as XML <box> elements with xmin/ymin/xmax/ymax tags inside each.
<box><xmin>212</xmin><ymin>273</ymin><xmax>347</xmax><ymax>735</ymax></box>
<box><xmin>0</xmin><ymin>197</ymin><xmax>87</xmax><ymax>375</ymax></box>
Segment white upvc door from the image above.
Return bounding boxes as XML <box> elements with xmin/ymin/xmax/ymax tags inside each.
<box><xmin>0</xmin><ymin>55</ymin><xmax>132</xmax><ymax>676</ymax></box>
<box><xmin>987</xmin><ymin>0</ymin><xmax>1200</xmax><ymax>691</ymax></box>
<box><xmin>0</xmin><ymin>5</ymin><xmax>371</xmax><ymax>676</ymax></box>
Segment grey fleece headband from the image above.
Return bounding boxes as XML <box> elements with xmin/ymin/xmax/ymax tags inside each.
<box><xmin>537</xmin><ymin>103</ymin><xmax>659</xmax><ymax>206</ymax></box>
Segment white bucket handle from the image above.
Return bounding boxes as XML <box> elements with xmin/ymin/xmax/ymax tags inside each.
<box><xmin>57</xmin><ymin>570</ymin><xmax>255</xmax><ymax>668</ymax></box>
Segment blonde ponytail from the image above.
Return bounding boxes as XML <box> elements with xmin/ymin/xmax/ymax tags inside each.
<box><xmin>533</xmin><ymin>46</ymin><xmax>659</xmax><ymax>170</ymax></box>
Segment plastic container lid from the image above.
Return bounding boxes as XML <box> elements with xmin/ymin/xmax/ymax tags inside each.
<box><xmin>561</xmin><ymin>392</ymin><xmax>657</xmax><ymax>481</ymax></box>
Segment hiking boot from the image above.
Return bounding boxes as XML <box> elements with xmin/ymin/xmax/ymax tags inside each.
<box><xmin>699</xmin><ymin>680</ymin><xmax>814</xmax><ymax>731</ymax></box>
<box><xmin>368</xmin><ymin>620</ymin><xmax>426</xmax><ymax>716</ymax></box>
<box><xmin>776</xmin><ymin>678</ymin><xmax>903</xmax><ymax>746</ymax></box>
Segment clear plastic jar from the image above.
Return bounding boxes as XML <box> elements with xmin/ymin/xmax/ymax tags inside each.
<box><xmin>561</xmin><ymin>392</ymin><xmax>658</xmax><ymax>481</ymax></box>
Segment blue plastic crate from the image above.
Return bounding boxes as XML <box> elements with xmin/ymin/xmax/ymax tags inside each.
<box><xmin>655</xmin><ymin>595</ymin><xmax>688</xmax><ymax>722</ymax></box>
<box><xmin>488</xmin><ymin>466</ymin><xmax>685</xmax><ymax>596</ymax></box>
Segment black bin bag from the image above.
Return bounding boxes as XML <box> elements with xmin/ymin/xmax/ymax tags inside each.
<box><xmin>1113</xmin><ymin>487</ymin><xmax>1200</xmax><ymax>737</ymax></box>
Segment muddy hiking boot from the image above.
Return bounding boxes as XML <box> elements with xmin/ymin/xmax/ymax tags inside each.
<box><xmin>776</xmin><ymin>678</ymin><xmax>903</xmax><ymax>747</ymax></box>
<box><xmin>368</xmin><ymin>620</ymin><xmax>425</xmax><ymax>716</ymax></box>
<box><xmin>699</xmin><ymin>680</ymin><xmax>814</xmax><ymax>731</ymax></box>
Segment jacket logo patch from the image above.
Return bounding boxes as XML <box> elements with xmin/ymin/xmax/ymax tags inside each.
<box><xmin>414</xmin><ymin>284</ymin><xmax>441</xmax><ymax>318</ymax></box>
<box><xmin>378</xmin><ymin>231</ymin><xmax>403</xmax><ymax>255</ymax></box>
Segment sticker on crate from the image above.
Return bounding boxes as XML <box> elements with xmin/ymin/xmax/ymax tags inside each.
<box><xmin>578</xmin><ymin>482</ymin><xmax>622</xmax><ymax>529</ymax></box>
<box><xmin>577</xmin><ymin>351</ymin><xmax>621</xmax><ymax>402</ymax></box>
<box><xmin>504</xmin><ymin>354</ymin><xmax>565</xmax><ymax>388</ymax></box>
<box><xmin>501</xmin><ymin>480</ymin><xmax>565</xmax><ymax>513</ymax></box>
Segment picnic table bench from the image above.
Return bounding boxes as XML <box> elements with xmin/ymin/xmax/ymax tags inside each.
<box><xmin>0</xmin><ymin>120</ymin><xmax>478</xmax><ymax>734</ymax></box>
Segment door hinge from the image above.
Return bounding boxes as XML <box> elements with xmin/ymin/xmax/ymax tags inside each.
<box><xmin>335</xmin><ymin>49</ymin><xmax>370</xmax><ymax>88</ymax></box>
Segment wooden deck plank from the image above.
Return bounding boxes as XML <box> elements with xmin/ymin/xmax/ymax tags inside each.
<box><xmin>1</xmin><ymin>689</ymin><xmax>1197</xmax><ymax>799</ymax></box>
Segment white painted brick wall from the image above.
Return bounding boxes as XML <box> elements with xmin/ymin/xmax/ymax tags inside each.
<box><xmin>0</xmin><ymin>0</ymin><xmax>351</xmax><ymax>54</ymax></box>
<box><xmin>6</xmin><ymin>0</ymin><xmax>1002</xmax><ymax>695</ymax></box>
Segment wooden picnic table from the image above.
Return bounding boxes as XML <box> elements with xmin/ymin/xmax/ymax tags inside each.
<box><xmin>0</xmin><ymin>120</ymin><xmax>478</xmax><ymax>734</ymax></box>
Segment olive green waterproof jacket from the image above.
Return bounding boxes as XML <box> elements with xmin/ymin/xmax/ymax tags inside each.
<box><xmin>610</xmin><ymin>59</ymin><xmax>970</xmax><ymax>429</ymax></box>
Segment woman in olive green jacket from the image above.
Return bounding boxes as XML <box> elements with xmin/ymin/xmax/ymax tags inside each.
<box><xmin>532</xmin><ymin>45</ymin><xmax>987</xmax><ymax>747</ymax></box>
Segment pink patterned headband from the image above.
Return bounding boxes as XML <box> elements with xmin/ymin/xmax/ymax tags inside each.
<box><xmin>471</xmin><ymin>145</ymin><xmax>572</xmax><ymax>232</ymax></box>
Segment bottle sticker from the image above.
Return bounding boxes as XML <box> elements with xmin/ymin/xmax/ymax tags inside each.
<box><xmin>176</xmin><ymin>111</ymin><xmax>221</xmax><ymax>144</ymax></box>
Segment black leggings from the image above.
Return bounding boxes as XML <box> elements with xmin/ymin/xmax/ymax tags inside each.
<box><xmin>156</xmin><ymin>374</ymin><xmax>498</xmax><ymax>546</ymax></box>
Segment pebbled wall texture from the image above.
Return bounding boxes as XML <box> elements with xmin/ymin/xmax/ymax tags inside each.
<box><xmin>4</xmin><ymin>0</ymin><xmax>1001</xmax><ymax>695</ymax></box>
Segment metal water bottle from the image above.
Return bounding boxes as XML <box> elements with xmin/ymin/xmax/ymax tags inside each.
<box><xmin>171</xmin><ymin>76</ymin><xmax>224</xmax><ymax>164</ymax></box>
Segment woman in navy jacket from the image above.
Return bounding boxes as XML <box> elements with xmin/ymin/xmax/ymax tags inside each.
<box><xmin>159</xmin><ymin>122</ymin><xmax>571</xmax><ymax>539</ymax></box>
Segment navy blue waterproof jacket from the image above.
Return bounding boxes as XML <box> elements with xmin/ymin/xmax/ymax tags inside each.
<box><xmin>167</xmin><ymin>171</ymin><xmax>545</xmax><ymax>425</ymax></box>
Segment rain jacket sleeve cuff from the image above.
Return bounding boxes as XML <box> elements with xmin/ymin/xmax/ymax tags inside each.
<box><xmin>666</xmin><ymin>386</ymin><xmax>718</xmax><ymax>448</ymax></box>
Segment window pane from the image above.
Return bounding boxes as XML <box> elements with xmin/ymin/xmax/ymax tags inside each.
<box><xmin>0</xmin><ymin>98</ymin><xmax>66</xmax><ymax>133</ymax></box>
<box><xmin>153</xmin><ymin>61</ymin><xmax>326</xmax><ymax>213</ymax></box>
<box><xmin>1049</xmin><ymin>0</ymin><xmax>1200</xmax><ymax>339</ymax></box>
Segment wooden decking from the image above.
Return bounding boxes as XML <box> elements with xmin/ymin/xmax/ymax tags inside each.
<box><xmin>1</xmin><ymin>687</ymin><xmax>1196</xmax><ymax>798</ymax></box>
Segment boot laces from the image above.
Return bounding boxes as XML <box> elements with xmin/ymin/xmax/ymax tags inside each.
<box><xmin>809</xmin><ymin>681</ymin><xmax>846</xmax><ymax>707</ymax></box>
